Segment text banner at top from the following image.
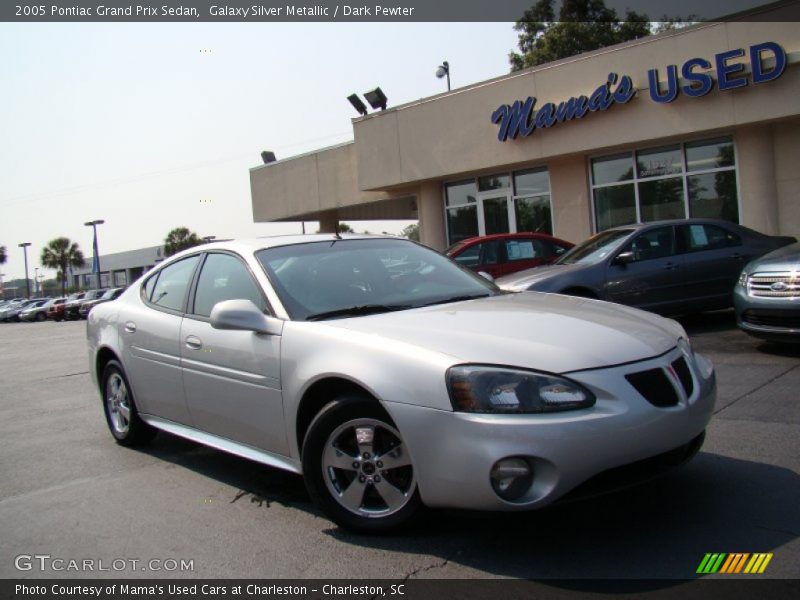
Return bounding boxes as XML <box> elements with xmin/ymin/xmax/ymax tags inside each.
<box><xmin>3</xmin><ymin>0</ymin><xmax>795</xmax><ymax>22</ymax></box>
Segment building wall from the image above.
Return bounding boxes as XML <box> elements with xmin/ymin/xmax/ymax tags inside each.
<box><xmin>250</xmin><ymin>142</ymin><xmax>396</xmax><ymax>222</ymax></box>
<box><xmin>352</xmin><ymin>21</ymin><xmax>799</xmax><ymax>191</ymax></box>
<box><xmin>250</xmin><ymin>18</ymin><xmax>799</xmax><ymax>249</ymax></box>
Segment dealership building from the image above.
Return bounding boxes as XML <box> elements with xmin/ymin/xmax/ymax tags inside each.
<box><xmin>250</xmin><ymin>14</ymin><xmax>799</xmax><ymax>251</ymax></box>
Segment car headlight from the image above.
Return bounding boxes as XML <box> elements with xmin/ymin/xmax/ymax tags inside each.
<box><xmin>738</xmin><ymin>271</ymin><xmax>748</xmax><ymax>287</ymax></box>
<box><xmin>447</xmin><ymin>365</ymin><xmax>595</xmax><ymax>413</ymax></box>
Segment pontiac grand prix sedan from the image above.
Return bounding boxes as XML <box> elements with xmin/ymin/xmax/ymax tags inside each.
<box><xmin>87</xmin><ymin>235</ymin><xmax>716</xmax><ymax>532</ymax></box>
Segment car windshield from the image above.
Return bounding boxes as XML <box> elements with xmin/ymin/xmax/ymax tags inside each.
<box><xmin>555</xmin><ymin>229</ymin><xmax>633</xmax><ymax>265</ymax></box>
<box><xmin>256</xmin><ymin>238</ymin><xmax>497</xmax><ymax>321</ymax></box>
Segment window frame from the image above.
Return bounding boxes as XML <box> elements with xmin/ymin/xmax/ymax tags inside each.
<box><xmin>140</xmin><ymin>253</ymin><xmax>203</xmax><ymax>316</ymax></box>
<box><xmin>443</xmin><ymin>166</ymin><xmax>554</xmax><ymax>246</ymax></box>
<box><xmin>589</xmin><ymin>135</ymin><xmax>741</xmax><ymax>233</ymax></box>
<box><xmin>185</xmin><ymin>250</ymin><xmax>274</xmax><ymax>323</ymax></box>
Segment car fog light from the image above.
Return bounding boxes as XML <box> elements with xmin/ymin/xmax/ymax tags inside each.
<box><xmin>490</xmin><ymin>457</ymin><xmax>533</xmax><ymax>502</ymax></box>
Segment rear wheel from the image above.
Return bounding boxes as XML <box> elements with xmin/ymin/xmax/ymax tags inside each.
<box><xmin>302</xmin><ymin>395</ymin><xmax>421</xmax><ymax>533</ymax></box>
<box><xmin>36</xmin><ymin>312</ymin><xmax>46</xmax><ymax>322</ymax></box>
<box><xmin>101</xmin><ymin>360</ymin><xmax>156</xmax><ymax>446</ymax></box>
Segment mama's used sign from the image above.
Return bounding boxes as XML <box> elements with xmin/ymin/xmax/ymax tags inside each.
<box><xmin>491</xmin><ymin>41</ymin><xmax>786</xmax><ymax>142</ymax></box>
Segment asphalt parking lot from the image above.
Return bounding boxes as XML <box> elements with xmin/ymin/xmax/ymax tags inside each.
<box><xmin>0</xmin><ymin>314</ymin><xmax>798</xmax><ymax>581</ymax></box>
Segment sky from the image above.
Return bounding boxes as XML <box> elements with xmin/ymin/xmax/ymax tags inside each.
<box><xmin>0</xmin><ymin>22</ymin><xmax>519</xmax><ymax>282</ymax></box>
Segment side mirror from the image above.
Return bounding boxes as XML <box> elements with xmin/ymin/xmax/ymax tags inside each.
<box><xmin>210</xmin><ymin>299</ymin><xmax>283</xmax><ymax>336</ymax></box>
<box><xmin>614</xmin><ymin>251</ymin><xmax>635</xmax><ymax>265</ymax></box>
<box><xmin>478</xmin><ymin>271</ymin><xmax>495</xmax><ymax>283</ymax></box>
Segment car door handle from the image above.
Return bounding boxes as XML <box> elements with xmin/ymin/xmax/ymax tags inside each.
<box><xmin>664</xmin><ymin>263</ymin><xmax>680</xmax><ymax>270</ymax></box>
<box><xmin>124</xmin><ymin>321</ymin><xmax>136</xmax><ymax>333</ymax></box>
<box><xmin>184</xmin><ymin>335</ymin><xmax>203</xmax><ymax>350</ymax></box>
<box><xmin>730</xmin><ymin>253</ymin><xmax>743</xmax><ymax>259</ymax></box>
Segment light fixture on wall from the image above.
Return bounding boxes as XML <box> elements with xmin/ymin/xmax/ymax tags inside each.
<box><xmin>436</xmin><ymin>60</ymin><xmax>450</xmax><ymax>91</ymax></box>
<box><xmin>364</xmin><ymin>87</ymin><xmax>388</xmax><ymax>111</ymax></box>
<box><xmin>347</xmin><ymin>93</ymin><xmax>368</xmax><ymax>116</ymax></box>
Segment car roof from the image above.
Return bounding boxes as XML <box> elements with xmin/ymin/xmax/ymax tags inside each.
<box><xmin>165</xmin><ymin>234</ymin><xmax>402</xmax><ymax>261</ymax></box>
<box><xmin>455</xmin><ymin>232</ymin><xmax>562</xmax><ymax>245</ymax></box>
<box><xmin>604</xmin><ymin>218</ymin><xmax>753</xmax><ymax>233</ymax></box>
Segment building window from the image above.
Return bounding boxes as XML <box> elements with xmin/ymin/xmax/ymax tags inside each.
<box><xmin>513</xmin><ymin>167</ymin><xmax>552</xmax><ymax>235</ymax></box>
<box><xmin>445</xmin><ymin>180</ymin><xmax>478</xmax><ymax>245</ymax></box>
<box><xmin>445</xmin><ymin>167</ymin><xmax>552</xmax><ymax>246</ymax></box>
<box><xmin>591</xmin><ymin>136</ymin><xmax>738</xmax><ymax>231</ymax></box>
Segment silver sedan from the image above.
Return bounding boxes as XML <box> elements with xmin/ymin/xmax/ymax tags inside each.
<box><xmin>87</xmin><ymin>235</ymin><xmax>716</xmax><ymax>532</ymax></box>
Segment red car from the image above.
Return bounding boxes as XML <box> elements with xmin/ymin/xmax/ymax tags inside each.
<box><xmin>446</xmin><ymin>232</ymin><xmax>574</xmax><ymax>279</ymax></box>
<box><xmin>48</xmin><ymin>292</ymin><xmax>83</xmax><ymax>322</ymax></box>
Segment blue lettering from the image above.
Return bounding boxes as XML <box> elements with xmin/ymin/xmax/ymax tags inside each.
<box><xmin>716</xmin><ymin>48</ymin><xmax>747</xmax><ymax>90</ymax></box>
<box><xmin>648</xmin><ymin>65</ymin><xmax>678</xmax><ymax>103</ymax></box>
<box><xmin>750</xmin><ymin>41</ymin><xmax>786</xmax><ymax>84</ymax></box>
<box><xmin>534</xmin><ymin>103</ymin><xmax>556</xmax><ymax>128</ymax></box>
<box><xmin>681</xmin><ymin>58</ymin><xmax>713</xmax><ymax>97</ymax></box>
<box><xmin>613</xmin><ymin>75</ymin><xmax>636</xmax><ymax>104</ymax></box>
<box><xmin>491</xmin><ymin>97</ymin><xmax>535</xmax><ymax>141</ymax></box>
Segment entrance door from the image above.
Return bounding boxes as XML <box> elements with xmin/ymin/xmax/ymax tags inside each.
<box><xmin>478</xmin><ymin>192</ymin><xmax>514</xmax><ymax>236</ymax></box>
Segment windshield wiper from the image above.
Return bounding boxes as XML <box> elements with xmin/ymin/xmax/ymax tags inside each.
<box><xmin>305</xmin><ymin>304</ymin><xmax>413</xmax><ymax>321</ymax></box>
<box><xmin>416</xmin><ymin>293</ymin><xmax>492</xmax><ymax>308</ymax></box>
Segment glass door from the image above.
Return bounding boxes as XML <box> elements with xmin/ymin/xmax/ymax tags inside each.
<box><xmin>477</xmin><ymin>191</ymin><xmax>514</xmax><ymax>236</ymax></box>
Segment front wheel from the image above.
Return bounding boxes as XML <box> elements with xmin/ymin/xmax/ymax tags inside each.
<box><xmin>101</xmin><ymin>360</ymin><xmax>156</xmax><ymax>446</ymax></box>
<box><xmin>302</xmin><ymin>396</ymin><xmax>421</xmax><ymax>533</ymax></box>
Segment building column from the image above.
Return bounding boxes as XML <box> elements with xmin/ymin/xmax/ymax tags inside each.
<box><xmin>736</xmin><ymin>125</ymin><xmax>779</xmax><ymax>235</ymax></box>
<box><xmin>317</xmin><ymin>210</ymin><xmax>339</xmax><ymax>233</ymax></box>
<box><xmin>418</xmin><ymin>182</ymin><xmax>446</xmax><ymax>251</ymax></box>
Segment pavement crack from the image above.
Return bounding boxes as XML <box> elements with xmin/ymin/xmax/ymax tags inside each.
<box><xmin>44</xmin><ymin>371</ymin><xmax>89</xmax><ymax>379</ymax></box>
<box><xmin>401</xmin><ymin>558</ymin><xmax>450</xmax><ymax>581</ymax></box>
<box><xmin>714</xmin><ymin>364</ymin><xmax>799</xmax><ymax>416</ymax></box>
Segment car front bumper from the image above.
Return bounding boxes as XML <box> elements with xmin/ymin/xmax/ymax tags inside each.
<box><xmin>384</xmin><ymin>347</ymin><xmax>716</xmax><ymax>511</ymax></box>
<box><xmin>734</xmin><ymin>285</ymin><xmax>800</xmax><ymax>342</ymax></box>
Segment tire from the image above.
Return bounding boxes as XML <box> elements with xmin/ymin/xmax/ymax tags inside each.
<box><xmin>302</xmin><ymin>395</ymin><xmax>422</xmax><ymax>533</ymax></box>
<box><xmin>36</xmin><ymin>312</ymin><xmax>46</xmax><ymax>322</ymax></box>
<box><xmin>101</xmin><ymin>360</ymin><xmax>156</xmax><ymax>446</ymax></box>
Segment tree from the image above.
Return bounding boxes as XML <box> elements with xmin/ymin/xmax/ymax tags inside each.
<box><xmin>338</xmin><ymin>223</ymin><xmax>354</xmax><ymax>233</ymax></box>
<box><xmin>164</xmin><ymin>227</ymin><xmax>202</xmax><ymax>257</ymax></box>
<box><xmin>401</xmin><ymin>223</ymin><xmax>420</xmax><ymax>242</ymax></box>
<box><xmin>40</xmin><ymin>237</ymin><xmax>85</xmax><ymax>297</ymax></box>
<box><xmin>0</xmin><ymin>245</ymin><xmax>6</xmax><ymax>265</ymax></box>
<box><xmin>509</xmin><ymin>0</ymin><xmax>651</xmax><ymax>71</ymax></box>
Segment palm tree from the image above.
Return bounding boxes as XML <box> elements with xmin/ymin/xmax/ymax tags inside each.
<box><xmin>164</xmin><ymin>227</ymin><xmax>202</xmax><ymax>257</ymax></box>
<box><xmin>0</xmin><ymin>245</ymin><xmax>7</xmax><ymax>265</ymax></box>
<box><xmin>40</xmin><ymin>238</ymin><xmax>85</xmax><ymax>297</ymax></box>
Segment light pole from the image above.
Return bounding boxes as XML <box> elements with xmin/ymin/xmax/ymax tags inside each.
<box><xmin>34</xmin><ymin>268</ymin><xmax>39</xmax><ymax>297</ymax></box>
<box><xmin>18</xmin><ymin>242</ymin><xmax>31</xmax><ymax>298</ymax></box>
<box><xmin>84</xmin><ymin>219</ymin><xmax>105</xmax><ymax>290</ymax></box>
<box><xmin>0</xmin><ymin>272</ymin><xmax>5</xmax><ymax>299</ymax></box>
<box><xmin>436</xmin><ymin>60</ymin><xmax>451</xmax><ymax>91</ymax></box>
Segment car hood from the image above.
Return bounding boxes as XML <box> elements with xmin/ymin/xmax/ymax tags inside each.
<box><xmin>325</xmin><ymin>293</ymin><xmax>681</xmax><ymax>373</ymax></box>
<box><xmin>747</xmin><ymin>241</ymin><xmax>800</xmax><ymax>270</ymax></box>
<box><xmin>496</xmin><ymin>262</ymin><xmax>592</xmax><ymax>291</ymax></box>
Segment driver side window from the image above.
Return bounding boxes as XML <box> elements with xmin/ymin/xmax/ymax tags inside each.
<box><xmin>622</xmin><ymin>227</ymin><xmax>676</xmax><ymax>263</ymax></box>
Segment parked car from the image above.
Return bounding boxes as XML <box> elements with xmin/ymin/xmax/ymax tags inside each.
<box><xmin>446</xmin><ymin>232</ymin><xmax>574</xmax><ymax>279</ymax></box>
<box><xmin>19</xmin><ymin>299</ymin><xmax>54</xmax><ymax>322</ymax></box>
<box><xmin>1</xmin><ymin>299</ymin><xmax>38</xmax><ymax>322</ymax></box>
<box><xmin>734</xmin><ymin>242</ymin><xmax>800</xmax><ymax>343</ymax></box>
<box><xmin>78</xmin><ymin>287</ymin><xmax>126</xmax><ymax>318</ymax></box>
<box><xmin>498</xmin><ymin>219</ymin><xmax>796</xmax><ymax>315</ymax></box>
<box><xmin>50</xmin><ymin>292</ymin><xmax>84</xmax><ymax>321</ymax></box>
<box><xmin>65</xmin><ymin>289</ymin><xmax>105</xmax><ymax>320</ymax></box>
<box><xmin>88</xmin><ymin>235</ymin><xmax>715</xmax><ymax>533</ymax></box>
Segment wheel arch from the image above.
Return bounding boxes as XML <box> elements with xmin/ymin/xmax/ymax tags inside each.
<box><xmin>295</xmin><ymin>376</ymin><xmax>386</xmax><ymax>457</ymax></box>
<box><xmin>95</xmin><ymin>346</ymin><xmax>121</xmax><ymax>391</ymax></box>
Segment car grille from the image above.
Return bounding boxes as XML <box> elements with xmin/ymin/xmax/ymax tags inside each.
<box><xmin>742</xmin><ymin>309</ymin><xmax>800</xmax><ymax>329</ymax></box>
<box><xmin>671</xmin><ymin>356</ymin><xmax>694</xmax><ymax>399</ymax></box>
<box><xmin>748</xmin><ymin>272</ymin><xmax>800</xmax><ymax>298</ymax></box>
<box><xmin>625</xmin><ymin>368</ymin><xmax>680</xmax><ymax>407</ymax></box>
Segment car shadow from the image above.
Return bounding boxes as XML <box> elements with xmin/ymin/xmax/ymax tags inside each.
<box><xmin>134</xmin><ymin>435</ymin><xmax>799</xmax><ymax>584</ymax></box>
